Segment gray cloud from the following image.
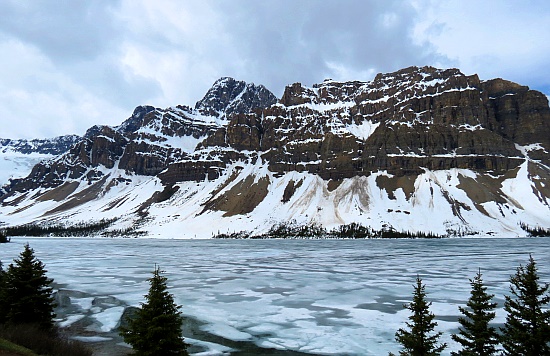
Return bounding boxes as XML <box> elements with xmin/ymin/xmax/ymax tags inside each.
<box><xmin>211</xmin><ymin>0</ymin><xmax>445</xmax><ymax>95</ymax></box>
<box><xmin>0</xmin><ymin>1</ymin><xmax>162</xmax><ymax>114</ymax></box>
<box><xmin>0</xmin><ymin>1</ymin><xmax>120</xmax><ymax>61</ymax></box>
<box><xmin>0</xmin><ymin>0</ymin><xmax>548</xmax><ymax>139</ymax></box>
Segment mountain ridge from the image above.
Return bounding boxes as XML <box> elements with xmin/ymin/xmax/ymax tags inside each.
<box><xmin>0</xmin><ymin>135</ymin><xmax>81</xmax><ymax>155</ymax></box>
<box><xmin>1</xmin><ymin>66</ymin><xmax>549</xmax><ymax>238</ymax></box>
<box><xmin>0</xmin><ymin>135</ymin><xmax>81</xmax><ymax>195</ymax></box>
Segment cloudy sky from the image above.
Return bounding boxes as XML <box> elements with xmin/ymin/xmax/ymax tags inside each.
<box><xmin>1</xmin><ymin>0</ymin><xmax>549</xmax><ymax>139</ymax></box>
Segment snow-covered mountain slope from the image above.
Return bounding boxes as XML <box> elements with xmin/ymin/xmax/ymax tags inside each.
<box><xmin>0</xmin><ymin>135</ymin><xmax>80</xmax><ymax>193</ymax></box>
<box><xmin>1</xmin><ymin>159</ymin><xmax>548</xmax><ymax>238</ymax></box>
<box><xmin>0</xmin><ymin>151</ymin><xmax>50</xmax><ymax>190</ymax></box>
<box><xmin>1</xmin><ymin>67</ymin><xmax>549</xmax><ymax>237</ymax></box>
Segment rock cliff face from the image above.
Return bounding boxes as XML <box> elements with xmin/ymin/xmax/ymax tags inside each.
<box><xmin>1</xmin><ymin>67</ymin><xmax>549</xmax><ymax>237</ymax></box>
<box><xmin>259</xmin><ymin>67</ymin><xmax>547</xmax><ymax>178</ymax></box>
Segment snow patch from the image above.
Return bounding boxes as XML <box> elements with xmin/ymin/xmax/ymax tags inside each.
<box><xmin>91</xmin><ymin>306</ymin><xmax>125</xmax><ymax>332</ymax></box>
<box><xmin>515</xmin><ymin>143</ymin><xmax>547</xmax><ymax>158</ymax></box>
<box><xmin>458</xmin><ymin>123</ymin><xmax>482</xmax><ymax>131</ymax></box>
<box><xmin>58</xmin><ymin>314</ymin><xmax>86</xmax><ymax>327</ymax></box>
<box><xmin>345</xmin><ymin>120</ymin><xmax>380</xmax><ymax>141</ymax></box>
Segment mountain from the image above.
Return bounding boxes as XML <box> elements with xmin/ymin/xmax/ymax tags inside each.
<box><xmin>0</xmin><ymin>135</ymin><xmax>80</xmax><ymax>194</ymax></box>
<box><xmin>1</xmin><ymin>67</ymin><xmax>549</xmax><ymax>238</ymax></box>
<box><xmin>0</xmin><ymin>135</ymin><xmax>80</xmax><ymax>155</ymax></box>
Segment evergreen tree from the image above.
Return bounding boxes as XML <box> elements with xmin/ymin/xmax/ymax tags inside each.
<box><xmin>501</xmin><ymin>255</ymin><xmax>550</xmax><ymax>355</ymax></box>
<box><xmin>451</xmin><ymin>270</ymin><xmax>499</xmax><ymax>356</ymax></box>
<box><xmin>0</xmin><ymin>230</ymin><xmax>9</xmax><ymax>243</ymax></box>
<box><xmin>3</xmin><ymin>243</ymin><xmax>56</xmax><ymax>330</ymax></box>
<box><xmin>395</xmin><ymin>276</ymin><xmax>447</xmax><ymax>356</ymax></box>
<box><xmin>0</xmin><ymin>260</ymin><xmax>6</xmax><ymax>324</ymax></box>
<box><xmin>120</xmin><ymin>266</ymin><xmax>188</xmax><ymax>356</ymax></box>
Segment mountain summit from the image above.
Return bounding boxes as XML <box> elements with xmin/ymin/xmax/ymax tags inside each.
<box><xmin>1</xmin><ymin>67</ymin><xmax>549</xmax><ymax>238</ymax></box>
<box><xmin>195</xmin><ymin>77</ymin><xmax>278</xmax><ymax>117</ymax></box>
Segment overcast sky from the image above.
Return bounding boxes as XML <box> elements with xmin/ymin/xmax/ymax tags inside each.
<box><xmin>1</xmin><ymin>0</ymin><xmax>549</xmax><ymax>139</ymax></box>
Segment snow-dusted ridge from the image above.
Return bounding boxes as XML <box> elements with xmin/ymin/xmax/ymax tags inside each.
<box><xmin>0</xmin><ymin>135</ymin><xmax>81</xmax><ymax>191</ymax></box>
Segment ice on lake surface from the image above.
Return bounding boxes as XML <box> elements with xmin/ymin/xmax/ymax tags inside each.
<box><xmin>1</xmin><ymin>237</ymin><xmax>549</xmax><ymax>355</ymax></box>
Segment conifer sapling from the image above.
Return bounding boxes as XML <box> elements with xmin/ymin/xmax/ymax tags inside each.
<box><xmin>394</xmin><ymin>276</ymin><xmax>447</xmax><ymax>356</ymax></box>
<box><xmin>451</xmin><ymin>269</ymin><xmax>499</xmax><ymax>356</ymax></box>
<box><xmin>120</xmin><ymin>265</ymin><xmax>188</xmax><ymax>355</ymax></box>
<box><xmin>3</xmin><ymin>243</ymin><xmax>56</xmax><ymax>330</ymax></box>
<box><xmin>500</xmin><ymin>255</ymin><xmax>550</xmax><ymax>355</ymax></box>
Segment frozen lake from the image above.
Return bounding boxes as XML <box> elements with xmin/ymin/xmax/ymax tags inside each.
<box><xmin>1</xmin><ymin>237</ymin><xmax>549</xmax><ymax>355</ymax></box>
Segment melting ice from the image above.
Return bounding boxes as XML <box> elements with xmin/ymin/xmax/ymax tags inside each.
<box><xmin>0</xmin><ymin>237</ymin><xmax>549</xmax><ymax>355</ymax></box>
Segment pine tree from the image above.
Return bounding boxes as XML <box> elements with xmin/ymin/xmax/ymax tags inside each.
<box><xmin>3</xmin><ymin>243</ymin><xmax>56</xmax><ymax>330</ymax></box>
<box><xmin>0</xmin><ymin>230</ymin><xmax>9</xmax><ymax>243</ymax></box>
<box><xmin>451</xmin><ymin>270</ymin><xmax>499</xmax><ymax>356</ymax></box>
<box><xmin>0</xmin><ymin>260</ymin><xmax>6</xmax><ymax>324</ymax></box>
<box><xmin>120</xmin><ymin>266</ymin><xmax>188</xmax><ymax>356</ymax></box>
<box><xmin>501</xmin><ymin>255</ymin><xmax>550</xmax><ymax>355</ymax></box>
<box><xmin>395</xmin><ymin>276</ymin><xmax>447</xmax><ymax>356</ymax></box>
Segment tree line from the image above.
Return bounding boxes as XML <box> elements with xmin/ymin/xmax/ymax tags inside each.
<box><xmin>214</xmin><ymin>221</ymin><xmax>444</xmax><ymax>239</ymax></box>
<box><xmin>1</xmin><ymin>219</ymin><xmax>117</xmax><ymax>237</ymax></box>
<box><xmin>2</xmin><ymin>221</ymin><xmax>546</xmax><ymax>239</ymax></box>
<box><xmin>519</xmin><ymin>222</ymin><xmax>550</xmax><ymax>237</ymax></box>
<box><xmin>1</xmin><ymin>244</ymin><xmax>549</xmax><ymax>355</ymax></box>
<box><xmin>0</xmin><ymin>218</ymin><xmax>147</xmax><ymax>238</ymax></box>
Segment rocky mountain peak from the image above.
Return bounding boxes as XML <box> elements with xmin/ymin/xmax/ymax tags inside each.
<box><xmin>279</xmin><ymin>67</ymin><xmax>483</xmax><ymax>108</ymax></box>
<box><xmin>368</xmin><ymin>66</ymin><xmax>481</xmax><ymax>97</ymax></box>
<box><xmin>195</xmin><ymin>77</ymin><xmax>277</xmax><ymax>117</ymax></box>
<box><xmin>116</xmin><ymin>105</ymin><xmax>157</xmax><ymax>134</ymax></box>
<box><xmin>374</xmin><ymin>66</ymin><xmax>461</xmax><ymax>83</ymax></box>
<box><xmin>279</xmin><ymin>82</ymin><xmax>317</xmax><ymax>106</ymax></box>
<box><xmin>82</xmin><ymin>106</ymin><xmax>157</xmax><ymax>140</ymax></box>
